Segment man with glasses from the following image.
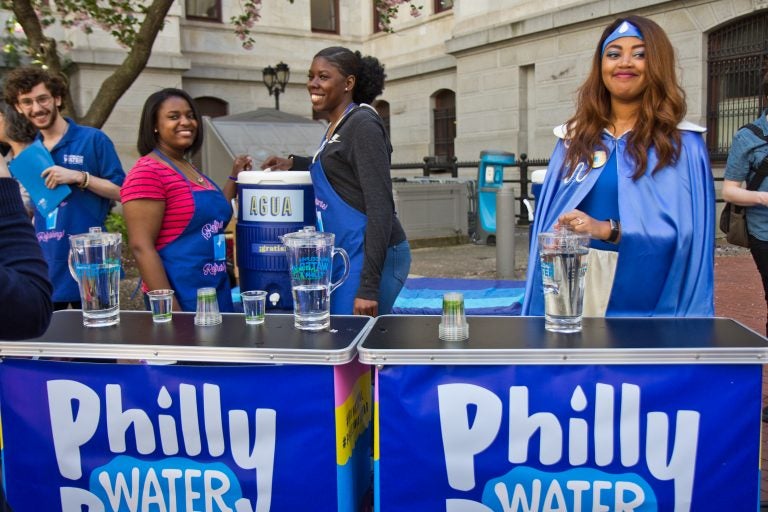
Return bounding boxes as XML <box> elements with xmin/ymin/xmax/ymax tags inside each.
<box><xmin>3</xmin><ymin>67</ymin><xmax>124</xmax><ymax>310</ymax></box>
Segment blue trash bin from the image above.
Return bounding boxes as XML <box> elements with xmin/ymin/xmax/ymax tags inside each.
<box><xmin>477</xmin><ymin>150</ymin><xmax>515</xmax><ymax>244</ymax></box>
<box><xmin>236</xmin><ymin>170</ymin><xmax>315</xmax><ymax>310</ymax></box>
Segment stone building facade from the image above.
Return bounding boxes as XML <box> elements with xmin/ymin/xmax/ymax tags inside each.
<box><xmin>3</xmin><ymin>0</ymin><xmax>767</xmax><ymax>170</ymax></box>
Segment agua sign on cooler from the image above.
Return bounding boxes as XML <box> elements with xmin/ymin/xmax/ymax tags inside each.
<box><xmin>236</xmin><ymin>171</ymin><xmax>314</xmax><ymax>310</ymax></box>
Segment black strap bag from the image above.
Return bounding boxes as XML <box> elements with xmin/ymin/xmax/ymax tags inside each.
<box><xmin>720</xmin><ymin>124</ymin><xmax>768</xmax><ymax>248</ymax></box>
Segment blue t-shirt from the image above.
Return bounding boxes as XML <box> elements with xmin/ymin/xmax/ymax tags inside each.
<box><xmin>577</xmin><ymin>146</ymin><xmax>619</xmax><ymax>251</ymax></box>
<box><xmin>33</xmin><ymin>118</ymin><xmax>125</xmax><ymax>302</ymax></box>
<box><xmin>723</xmin><ymin>109</ymin><xmax>768</xmax><ymax>241</ymax></box>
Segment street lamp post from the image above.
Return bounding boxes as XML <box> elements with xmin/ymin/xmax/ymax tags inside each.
<box><xmin>262</xmin><ymin>61</ymin><xmax>290</xmax><ymax>110</ymax></box>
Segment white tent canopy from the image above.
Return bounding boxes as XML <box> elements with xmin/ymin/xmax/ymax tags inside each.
<box><xmin>200</xmin><ymin>108</ymin><xmax>326</xmax><ymax>186</ymax></box>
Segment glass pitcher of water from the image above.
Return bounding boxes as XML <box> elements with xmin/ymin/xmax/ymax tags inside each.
<box><xmin>68</xmin><ymin>227</ymin><xmax>122</xmax><ymax>327</ymax></box>
<box><xmin>281</xmin><ymin>227</ymin><xmax>350</xmax><ymax>330</ymax></box>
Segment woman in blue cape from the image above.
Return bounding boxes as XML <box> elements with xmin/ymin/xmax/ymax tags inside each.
<box><xmin>522</xmin><ymin>15</ymin><xmax>714</xmax><ymax>317</ymax></box>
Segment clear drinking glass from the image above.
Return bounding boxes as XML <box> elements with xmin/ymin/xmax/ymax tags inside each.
<box><xmin>241</xmin><ymin>290</ymin><xmax>267</xmax><ymax>325</ymax></box>
<box><xmin>439</xmin><ymin>292</ymin><xmax>469</xmax><ymax>341</ymax></box>
<box><xmin>147</xmin><ymin>289</ymin><xmax>174</xmax><ymax>323</ymax></box>
<box><xmin>194</xmin><ymin>287</ymin><xmax>222</xmax><ymax>326</ymax></box>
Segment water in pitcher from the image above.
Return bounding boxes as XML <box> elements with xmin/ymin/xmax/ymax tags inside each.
<box><xmin>292</xmin><ymin>284</ymin><xmax>331</xmax><ymax>330</ymax></box>
<box><xmin>74</xmin><ymin>262</ymin><xmax>121</xmax><ymax>327</ymax></box>
<box><xmin>539</xmin><ymin>243</ymin><xmax>589</xmax><ymax>333</ymax></box>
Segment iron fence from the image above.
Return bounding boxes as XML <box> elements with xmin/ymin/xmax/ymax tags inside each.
<box><xmin>706</xmin><ymin>13</ymin><xmax>768</xmax><ymax>161</ymax></box>
<box><xmin>392</xmin><ymin>154</ymin><xmax>726</xmax><ymax>229</ymax></box>
<box><xmin>392</xmin><ymin>154</ymin><xmax>548</xmax><ymax>225</ymax></box>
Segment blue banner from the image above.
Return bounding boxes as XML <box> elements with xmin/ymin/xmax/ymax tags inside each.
<box><xmin>0</xmin><ymin>358</ymin><xmax>370</xmax><ymax>511</ymax></box>
<box><xmin>376</xmin><ymin>364</ymin><xmax>761</xmax><ymax>511</ymax></box>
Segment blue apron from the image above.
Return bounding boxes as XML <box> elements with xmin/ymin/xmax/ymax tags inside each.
<box><xmin>154</xmin><ymin>151</ymin><xmax>234</xmax><ymax>312</ymax></box>
<box><xmin>35</xmin><ymin>194</ymin><xmax>104</xmax><ymax>303</ymax></box>
<box><xmin>310</xmin><ymin>105</ymin><xmax>366</xmax><ymax>314</ymax></box>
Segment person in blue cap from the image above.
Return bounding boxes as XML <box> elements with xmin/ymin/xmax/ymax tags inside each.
<box><xmin>523</xmin><ymin>15</ymin><xmax>715</xmax><ymax>317</ymax></box>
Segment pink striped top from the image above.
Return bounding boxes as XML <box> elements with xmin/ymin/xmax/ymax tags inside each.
<box><xmin>120</xmin><ymin>155</ymin><xmax>209</xmax><ymax>250</ymax></box>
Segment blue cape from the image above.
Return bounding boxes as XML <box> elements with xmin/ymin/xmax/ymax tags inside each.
<box><xmin>522</xmin><ymin>125</ymin><xmax>715</xmax><ymax>317</ymax></box>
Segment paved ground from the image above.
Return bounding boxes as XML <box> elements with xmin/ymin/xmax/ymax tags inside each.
<box><xmin>408</xmin><ymin>232</ymin><xmax>528</xmax><ymax>280</ymax></box>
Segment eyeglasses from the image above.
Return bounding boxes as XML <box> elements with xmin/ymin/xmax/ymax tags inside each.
<box><xmin>18</xmin><ymin>94</ymin><xmax>54</xmax><ymax>108</ymax></box>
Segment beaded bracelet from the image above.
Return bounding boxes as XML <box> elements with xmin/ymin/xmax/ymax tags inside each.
<box><xmin>228</xmin><ymin>175</ymin><xmax>238</xmax><ymax>182</ymax></box>
<box><xmin>78</xmin><ymin>171</ymin><xmax>90</xmax><ymax>189</ymax></box>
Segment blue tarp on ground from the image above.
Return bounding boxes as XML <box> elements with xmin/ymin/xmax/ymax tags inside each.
<box><xmin>392</xmin><ymin>277</ymin><xmax>524</xmax><ymax>315</ymax></box>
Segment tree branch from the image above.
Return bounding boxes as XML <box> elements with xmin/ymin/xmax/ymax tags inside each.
<box><xmin>6</xmin><ymin>0</ymin><xmax>423</xmax><ymax>128</ymax></box>
<box><xmin>80</xmin><ymin>0</ymin><xmax>175</xmax><ymax>127</ymax></box>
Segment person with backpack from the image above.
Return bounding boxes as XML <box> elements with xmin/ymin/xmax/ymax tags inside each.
<box><xmin>722</xmin><ymin>71</ymin><xmax>768</xmax><ymax>335</ymax></box>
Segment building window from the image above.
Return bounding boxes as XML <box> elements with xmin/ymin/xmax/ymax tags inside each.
<box><xmin>435</xmin><ymin>0</ymin><xmax>453</xmax><ymax>13</ymax></box>
<box><xmin>185</xmin><ymin>0</ymin><xmax>221</xmax><ymax>21</ymax></box>
<box><xmin>706</xmin><ymin>13</ymin><xmax>768</xmax><ymax>161</ymax></box>
<box><xmin>373</xmin><ymin>2</ymin><xmax>382</xmax><ymax>33</ymax></box>
<box><xmin>373</xmin><ymin>100</ymin><xmax>391</xmax><ymax>136</ymax></box>
<box><xmin>433</xmin><ymin>89</ymin><xmax>455</xmax><ymax>158</ymax></box>
<box><xmin>311</xmin><ymin>0</ymin><xmax>339</xmax><ymax>34</ymax></box>
<box><xmin>195</xmin><ymin>96</ymin><xmax>229</xmax><ymax>118</ymax></box>
<box><xmin>190</xmin><ymin>97</ymin><xmax>228</xmax><ymax>169</ymax></box>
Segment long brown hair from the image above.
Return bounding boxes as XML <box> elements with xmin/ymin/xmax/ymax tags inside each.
<box><xmin>564</xmin><ymin>15</ymin><xmax>686</xmax><ymax>180</ymax></box>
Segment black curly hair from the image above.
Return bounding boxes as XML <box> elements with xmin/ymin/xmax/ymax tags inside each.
<box><xmin>314</xmin><ymin>46</ymin><xmax>386</xmax><ymax>104</ymax></box>
<box><xmin>137</xmin><ymin>88</ymin><xmax>204</xmax><ymax>156</ymax></box>
<box><xmin>0</xmin><ymin>102</ymin><xmax>37</xmax><ymax>144</ymax></box>
<box><xmin>3</xmin><ymin>66</ymin><xmax>67</xmax><ymax>108</ymax></box>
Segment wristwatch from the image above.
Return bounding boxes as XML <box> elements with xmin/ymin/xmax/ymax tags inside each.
<box><xmin>607</xmin><ymin>218</ymin><xmax>620</xmax><ymax>243</ymax></box>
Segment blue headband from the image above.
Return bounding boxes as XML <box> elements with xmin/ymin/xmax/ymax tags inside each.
<box><xmin>601</xmin><ymin>21</ymin><xmax>644</xmax><ymax>55</ymax></box>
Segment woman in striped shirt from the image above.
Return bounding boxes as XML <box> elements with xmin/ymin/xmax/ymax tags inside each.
<box><xmin>121</xmin><ymin>88</ymin><xmax>252</xmax><ymax>312</ymax></box>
